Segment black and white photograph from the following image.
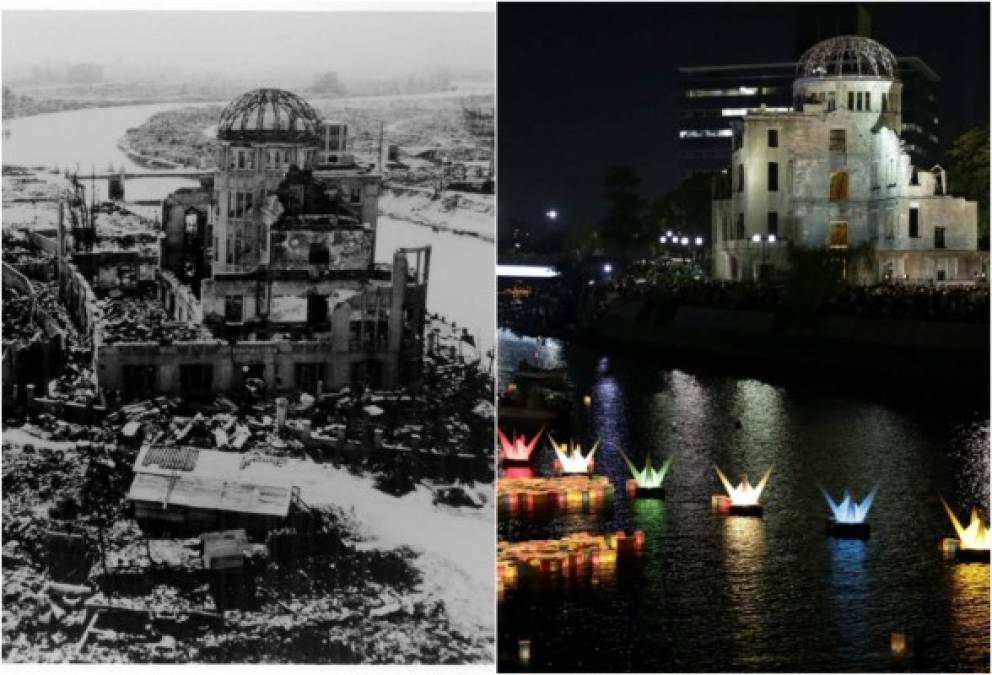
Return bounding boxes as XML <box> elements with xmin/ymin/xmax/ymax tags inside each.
<box><xmin>1</xmin><ymin>6</ymin><xmax>495</xmax><ymax>664</ymax></box>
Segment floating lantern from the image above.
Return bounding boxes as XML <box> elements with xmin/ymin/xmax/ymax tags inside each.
<box><xmin>621</xmin><ymin>451</ymin><xmax>673</xmax><ymax>498</ymax></box>
<box><xmin>518</xmin><ymin>639</ymin><xmax>531</xmax><ymax>666</ymax></box>
<box><xmin>822</xmin><ymin>485</ymin><xmax>877</xmax><ymax>539</ymax></box>
<box><xmin>583</xmin><ymin>394</ymin><xmax>592</xmax><ymax>407</ymax></box>
<box><xmin>940</xmin><ymin>499</ymin><xmax>990</xmax><ymax>562</ymax></box>
<box><xmin>549</xmin><ymin>435</ymin><xmax>598</xmax><ymax>474</ymax></box>
<box><xmin>498</xmin><ymin>426</ymin><xmax>543</xmax><ymax>464</ymax></box>
<box><xmin>712</xmin><ymin>465</ymin><xmax>772</xmax><ymax>516</ymax></box>
<box><xmin>890</xmin><ymin>632</ymin><xmax>907</xmax><ymax>661</ymax></box>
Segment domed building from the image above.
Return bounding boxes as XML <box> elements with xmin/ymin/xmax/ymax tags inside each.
<box><xmin>154</xmin><ymin>87</ymin><xmax>430</xmax><ymax>393</ymax></box>
<box><xmin>712</xmin><ymin>36</ymin><xmax>986</xmax><ymax>283</ymax></box>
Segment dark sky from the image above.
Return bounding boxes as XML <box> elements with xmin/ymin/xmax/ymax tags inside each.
<box><xmin>498</xmin><ymin>2</ymin><xmax>990</xmax><ymax>231</ymax></box>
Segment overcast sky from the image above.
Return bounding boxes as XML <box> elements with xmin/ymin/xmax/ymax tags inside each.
<box><xmin>2</xmin><ymin>10</ymin><xmax>494</xmax><ymax>82</ymax></box>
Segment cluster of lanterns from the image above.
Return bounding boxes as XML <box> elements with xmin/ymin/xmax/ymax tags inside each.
<box><xmin>496</xmin><ymin>530</ymin><xmax>644</xmax><ymax>600</ymax></box>
<box><xmin>497</xmin><ymin>475</ymin><xmax>613</xmax><ymax>515</ymax></box>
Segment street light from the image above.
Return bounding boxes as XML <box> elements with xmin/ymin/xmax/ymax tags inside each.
<box><xmin>659</xmin><ymin>236</ymin><xmax>667</xmax><ymax>244</ymax></box>
<box><xmin>681</xmin><ymin>237</ymin><xmax>689</xmax><ymax>246</ymax></box>
<box><xmin>666</xmin><ymin>230</ymin><xmax>673</xmax><ymax>238</ymax></box>
<box><xmin>603</xmin><ymin>263</ymin><xmax>613</xmax><ymax>274</ymax></box>
<box><xmin>695</xmin><ymin>236</ymin><xmax>704</xmax><ymax>246</ymax></box>
<box><xmin>546</xmin><ymin>208</ymin><xmax>558</xmax><ymax>220</ymax></box>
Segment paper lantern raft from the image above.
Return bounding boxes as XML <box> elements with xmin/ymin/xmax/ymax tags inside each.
<box><xmin>821</xmin><ymin>485</ymin><xmax>878</xmax><ymax>539</ymax></box>
<box><xmin>712</xmin><ymin>465</ymin><xmax>772</xmax><ymax>517</ymax></box>
<box><xmin>621</xmin><ymin>451</ymin><xmax>673</xmax><ymax>498</ymax></box>
<box><xmin>550</xmin><ymin>436</ymin><xmax>598</xmax><ymax>474</ymax></box>
<box><xmin>498</xmin><ymin>427</ymin><xmax>543</xmax><ymax>465</ymax></box>
<box><xmin>940</xmin><ymin>499</ymin><xmax>990</xmax><ymax>563</ymax></box>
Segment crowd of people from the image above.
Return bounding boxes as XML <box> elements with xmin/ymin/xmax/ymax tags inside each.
<box><xmin>500</xmin><ymin>260</ymin><xmax>990</xmax><ymax>336</ymax></box>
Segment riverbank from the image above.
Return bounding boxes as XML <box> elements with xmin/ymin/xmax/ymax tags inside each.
<box><xmin>578</xmin><ymin>296</ymin><xmax>990</xmax><ymax>389</ymax></box>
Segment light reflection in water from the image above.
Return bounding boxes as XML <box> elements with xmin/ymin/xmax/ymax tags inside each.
<box><xmin>947</xmin><ymin>563</ymin><xmax>992</xmax><ymax>667</ymax></box>
<box><xmin>828</xmin><ymin>539</ymin><xmax>870</xmax><ymax>651</ymax></box>
<box><xmin>722</xmin><ymin>516</ymin><xmax>767</xmax><ymax>655</ymax></box>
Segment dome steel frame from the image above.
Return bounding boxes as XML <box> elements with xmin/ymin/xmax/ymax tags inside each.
<box><xmin>797</xmin><ymin>35</ymin><xmax>898</xmax><ymax>80</ymax></box>
<box><xmin>217</xmin><ymin>88</ymin><xmax>323</xmax><ymax>144</ymax></box>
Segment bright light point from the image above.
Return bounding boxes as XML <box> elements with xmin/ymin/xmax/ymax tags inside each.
<box><xmin>603</xmin><ymin>263</ymin><xmax>613</xmax><ymax>274</ymax></box>
<box><xmin>551</xmin><ymin>436</ymin><xmax>599</xmax><ymax>474</ymax></box>
<box><xmin>659</xmin><ymin>236</ymin><xmax>667</xmax><ymax>244</ymax></box>
<box><xmin>666</xmin><ymin>231</ymin><xmax>673</xmax><ymax>238</ymax></box>
<box><xmin>768</xmin><ymin>234</ymin><xmax>777</xmax><ymax>243</ymax></box>
<box><xmin>752</xmin><ymin>233</ymin><xmax>761</xmax><ymax>243</ymax></box>
<box><xmin>681</xmin><ymin>237</ymin><xmax>689</xmax><ymax>245</ymax></box>
<box><xmin>497</xmin><ymin>264</ymin><xmax>559</xmax><ymax>278</ymax></box>
<box><xmin>822</xmin><ymin>486</ymin><xmax>878</xmax><ymax>524</ymax></box>
<box><xmin>546</xmin><ymin>209</ymin><xmax>558</xmax><ymax>220</ymax></box>
<box><xmin>695</xmin><ymin>236</ymin><xmax>704</xmax><ymax>246</ymax></box>
<box><xmin>715</xmin><ymin>465</ymin><xmax>773</xmax><ymax>506</ymax></box>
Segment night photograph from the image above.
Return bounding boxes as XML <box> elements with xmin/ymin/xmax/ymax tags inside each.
<box><xmin>496</xmin><ymin>2</ymin><xmax>990</xmax><ymax>672</ymax></box>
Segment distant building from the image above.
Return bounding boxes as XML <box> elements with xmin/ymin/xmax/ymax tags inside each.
<box><xmin>711</xmin><ymin>36</ymin><xmax>983</xmax><ymax>284</ymax></box>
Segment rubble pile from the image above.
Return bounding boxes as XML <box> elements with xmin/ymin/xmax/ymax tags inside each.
<box><xmin>97</xmin><ymin>293</ymin><xmax>216</xmax><ymax>345</ymax></box>
<box><xmin>2</xmin><ymin>286</ymin><xmax>39</xmax><ymax>344</ymax></box>
<box><xmin>2</xmin><ymin>232</ymin><xmax>51</xmax><ymax>266</ymax></box>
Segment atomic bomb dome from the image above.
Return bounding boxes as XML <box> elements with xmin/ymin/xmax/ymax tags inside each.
<box><xmin>797</xmin><ymin>35</ymin><xmax>898</xmax><ymax>80</ymax></box>
<box><xmin>217</xmin><ymin>88</ymin><xmax>323</xmax><ymax>143</ymax></box>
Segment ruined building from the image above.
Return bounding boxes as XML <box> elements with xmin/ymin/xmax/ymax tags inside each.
<box><xmin>711</xmin><ymin>36</ymin><xmax>985</xmax><ymax>283</ymax></box>
<box><xmin>94</xmin><ymin>88</ymin><xmax>430</xmax><ymax>396</ymax></box>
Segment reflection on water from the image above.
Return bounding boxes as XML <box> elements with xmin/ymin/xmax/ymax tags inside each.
<box><xmin>497</xmin><ymin>331</ymin><xmax>990</xmax><ymax>672</ymax></box>
<box><xmin>722</xmin><ymin>516</ymin><xmax>767</xmax><ymax>667</ymax></box>
<box><xmin>948</xmin><ymin>563</ymin><xmax>992</xmax><ymax>668</ymax></box>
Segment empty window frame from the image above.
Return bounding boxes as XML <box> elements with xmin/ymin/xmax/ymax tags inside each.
<box><xmin>829</xmin><ymin>222</ymin><xmax>849</xmax><ymax>249</ymax></box>
<box><xmin>829</xmin><ymin>171</ymin><xmax>850</xmax><ymax>202</ymax></box>
<box><xmin>224</xmin><ymin>295</ymin><xmax>243</xmax><ymax>323</ymax></box>
<box><xmin>736</xmin><ymin>213</ymin><xmax>745</xmax><ymax>239</ymax></box>
<box><xmin>767</xmin><ymin>162</ymin><xmax>778</xmax><ymax>192</ymax></box>
<box><xmin>848</xmin><ymin>91</ymin><xmax>855</xmax><ymax>110</ymax></box>
<box><xmin>767</xmin><ymin>211</ymin><xmax>779</xmax><ymax>236</ymax></box>
<box><xmin>179</xmin><ymin>364</ymin><xmax>213</xmax><ymax>392</ymax></box>
<box><xmin>737</xmin><ymin>164</ymin><xmax>744</xmax><ymax>192</ymax></box>
<box><xmin>829</xmin><ymin>129</ymin><xmax>846</xmax><ymax>153</ymax></box>
<box><xmin>881</xmin><ymin>93</ymin><xmax>888</xmax><ymax>112</ymax></box>
<box><xmin>294</xmin><ymin>362</ymin><xmax>325</xmax><ymax>392</ymax></box>
<box><xmin>865</xmin><ymin>92</ymin><xmax>871</xmax><ymax>111</ymax></box>
<box><xmin>934</xmin><ymin>226</ymin><xmax>946</xmax><ymax>249</ymax></box>
<box><xmin>767</xmin><ymin>129</ymin><xmax>778</xmax><ymax>148</ymax></box>
<box><xmin>909</xmin><ymin>207</ymin><xmax>920</xmax><ymax>238</ymax></box>
<box><xmin>856</xmin><ymin>92</ymin><xmax>863</xmax><ymax>111</ymax></box>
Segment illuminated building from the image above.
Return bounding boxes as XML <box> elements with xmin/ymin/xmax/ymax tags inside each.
<box><xmin>711</xmin><ymin>36</ymin><xmax>984</xmax><ymax>283</ymax></box>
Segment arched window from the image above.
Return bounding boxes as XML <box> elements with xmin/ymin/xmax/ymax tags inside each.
<box><xmin>829</xmin><ymin>171</ymin><xmax>849</xmax><ymax>202</ymax></box>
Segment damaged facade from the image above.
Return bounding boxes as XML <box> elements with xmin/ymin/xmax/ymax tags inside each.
<box><xmin>711</xmin><ymin>35</ymin><xmax>986</xmax><ymax>283</ymax></box>
<box><xmin>101</xmin><ymin>88</ymin><xmax>431</xmax><ymax>396</ymax></box>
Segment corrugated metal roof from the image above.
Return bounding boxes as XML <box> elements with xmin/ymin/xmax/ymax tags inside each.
<box><xmin>127</xmin><ymin>473</ymin><xmax>291</xmax><ymax>518</ymax></box>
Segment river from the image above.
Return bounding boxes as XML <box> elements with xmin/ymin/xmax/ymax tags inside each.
<box><xmin>2</xmin><ymin>102</ymin><xmax>494</xmax><ymax>355</ymax></box>
<box><xmin>497</xmin><ymin>328</ymin><xmax>990</xmax><ymax>672</ymax></box>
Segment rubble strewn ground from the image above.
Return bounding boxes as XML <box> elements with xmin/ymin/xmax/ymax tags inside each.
<box><xmin>97</xmin><ymin>291</ymin><xmax>216</xmax><ymax>345</ymax></box>
<box><xmin>3</xmin><ymin>223</ymin><xmax>495</xmax><ymax>663</ymax></box>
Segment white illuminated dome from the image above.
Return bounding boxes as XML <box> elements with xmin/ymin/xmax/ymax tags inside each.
<box><xmin>797</xmin><ymin>35</ymin><xmax>898</xmax><ymax>80</ymax></box>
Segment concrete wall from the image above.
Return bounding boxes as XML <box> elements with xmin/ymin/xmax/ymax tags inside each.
<box><xmin>96</xmin><ymin>336</ymin><xmax>403</xmax><ymax>396</ymax></box>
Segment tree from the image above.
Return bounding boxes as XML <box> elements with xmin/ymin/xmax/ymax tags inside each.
<box><xmin>947</xmin><ymin>127</ymin><xmax>990</xmax><ymax>249</ymax></box>
<box><xmin>650</xmin><ymin>172</ymin><xmax>719</xmax><ymax>243</ymax></box>
<box><xmin>599</xmin><ymin>165</ymin><xmax>647</xmax><ymax>266</ymax></box>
